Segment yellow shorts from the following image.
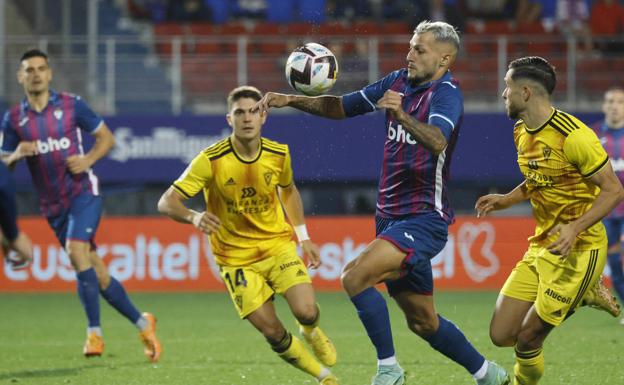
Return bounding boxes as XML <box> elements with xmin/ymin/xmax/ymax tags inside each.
<box><xmin>500</xmin><ymin>244</ymin><xmax>606</xmax><ymax>326</ymax></box>
<box><xmin>218</xmin><ymin>240</ymin><xmax>311</xmax><ymax>319</ymax></box>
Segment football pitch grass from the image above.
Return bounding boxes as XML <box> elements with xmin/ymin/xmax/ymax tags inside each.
<box><xmin>0</xmin><ymin>291</ymin><xmax>622</xmax><ymax>385</ymax></box>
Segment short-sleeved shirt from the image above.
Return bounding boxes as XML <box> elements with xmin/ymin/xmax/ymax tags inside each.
<box><xmin>593</xmin><ymin>121</ymin><xmax>624</xmax><ymax>218</ymax></box>
<box><xmin>1</xmin><ymin>91</ymin><xmax>103</xmax><ymax>217</ymax></box>
<box><xmin>173</xmin><ymin>137</ymin><xmax>294</xmax><ymax>266</ymax></box>
<box><xmin>342</xmin><ymin>69</ymin><xmax>463</xmax><ymax>223</ymax></box>
<box><xmin>514</xmin><ymin>108</ymin><xmax>609</xmax><ymax>248</ymax></box>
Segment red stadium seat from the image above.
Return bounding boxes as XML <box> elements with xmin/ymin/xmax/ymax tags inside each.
<box><xmin>252</xmin><ymin>22</ymin><xmax>288</xmax><ymax>54</ymax></box>
<box><xmin>483</xmin><ymin>21</ymin><xmax>513</xmax><ymax>35</ymax></box>
<box><xmin>380</xmin><ymin>21</ymin><xmax>410</xmax><ymax>35</ymax></box>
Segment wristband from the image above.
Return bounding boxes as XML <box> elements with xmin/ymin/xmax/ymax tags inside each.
<box><xmin>189</xmin><ymin>210</ymin><xmax>203</xmax><ymax>228</ymax></box>
<box><xmin>294</xmin><ymin>224</ymin><xmax>309</xmax><ymax>242</ymax></box>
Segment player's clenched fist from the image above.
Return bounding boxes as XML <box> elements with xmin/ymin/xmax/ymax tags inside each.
<box><xmin>376</xmin><ymin>90</ymin><xmax>404</xmax><ymax>114</ymax></box>
<box><xmin>188</xmin><ymin>210</ymin><xmax>221</xmax><ymax>235</ymax></box>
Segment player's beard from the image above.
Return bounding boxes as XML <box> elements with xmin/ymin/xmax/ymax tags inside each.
<box><xmin>408</xmin><ymin>69</ymin><xmax>435</xmax><ymax>87</ymax></box>
<box><xmin>507</xmin><ymin>103</ymin><xmax>520</xmax><ymax>120</ymax></box>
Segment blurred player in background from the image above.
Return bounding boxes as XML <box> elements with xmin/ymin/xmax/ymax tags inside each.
<box><xmin>0</xmin><ymin>49</ymin><xmax>161</xmax><ymax>361</ymax></box>
<box><xmin>255</xmin><ymin>21</ymin><xmax>509</xmax><ymax>385</ymax></box>
<box><xmin>158</xmin><ymin>86</ymin><xmax>339</xmax><ymax>385</ymax></box>
<box><xmin>0</xmin><ymin>161</ymin><xmax>32</xmax><ymax>268</ymax></box>
<box><xmin>476</xmin><ymin>56</ymin><xmax>624</xmax><ymax>385</ymax></box>
<box><xmin>593</xmin><ymin>86</ymin><xmax>624</xmax><ymax>324</ymax></box>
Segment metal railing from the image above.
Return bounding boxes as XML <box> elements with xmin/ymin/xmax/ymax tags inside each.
<box><xmin>2</xmin><ymin>33</ymin><xmax>621</xmax><ymax>115</ymax></box>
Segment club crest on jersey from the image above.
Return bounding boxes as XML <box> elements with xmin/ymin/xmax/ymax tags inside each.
<box><xmin>264</xmin><ymin>171</ymin><xmax>273</xmax><ymax>186</ymax></box>
<box><xmin>542</xmin><ymin>146</ymin><xmax>551</xmax><ymax>160</ymax></box>
<box><xmin>53</xmin><ymin>108</ymin><xmax>63</xmax><ymax>120</ymax></box>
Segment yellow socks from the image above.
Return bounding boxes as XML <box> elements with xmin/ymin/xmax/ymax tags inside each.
<box><xmin>514</xmin><ymin>347</ymin><xmax>544</xmax><ymax>385</ymax></box>
<box><xmin>273</xmin><ymin>332</ymin><xmax>322</xmax><ymax>378</ymax></box>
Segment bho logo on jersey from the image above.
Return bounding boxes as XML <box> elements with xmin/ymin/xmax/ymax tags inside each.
<box><xmin>37</xmin><ymin>137</ymin><xmax>71</xmax><ymax>154</ymax></box>
<box><xmin>387</xmin><ymin>123</ymin><xmax>418</xmax><ymax>145</ymax></box>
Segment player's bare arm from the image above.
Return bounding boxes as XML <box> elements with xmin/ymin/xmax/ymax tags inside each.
<box><xmin>376</xmin><ymin>89</ymin><xmax>447</xmax><ymax>154</ymax></box>
<box><xmin>157</xmin><ymin>186</ymin><xmax>221</xmax><ymax>235</ymax></box>
<box><xmin>547</xmin><ymin>162</ymin><xmax>624</xmax><ymax>256</ymax></box>
<box><xmin>66</xmin><ymin>123</ymin><xmax>115</xmax><ymax>174</ymax></box>
<box><xmin>254</xmin><ymin>92</ymin><xmax>346</xmax><ymax>119</ymax></box>
<box><xmin>277</xmin><ymin>183</ymin><xmax>321</xmax><ymax>269</ymax></box>
<box><xmin>1</xmin><ymin>141</ymin><xmax>38</xmax><ymax>167</ymax></box>
<box><xmin>475</xmin><ymin>180</ymin><xmax>530</xmax><ymax>218</ymax></box>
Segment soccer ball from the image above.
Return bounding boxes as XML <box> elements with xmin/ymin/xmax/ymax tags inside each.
<box><xmin>285</xmin><ymin>43</ymin><xmax>339</xmax><ymax>96</ymax></box>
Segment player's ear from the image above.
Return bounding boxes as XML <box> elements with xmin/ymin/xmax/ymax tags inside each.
<box><xmin>16</xmin><ymin>69</ymin><xmax>23</xmax><ymax>84</ymax></box>
<box><xmin>226</xmin><ymin>113</ymin><xmax>233</xmax><ymax>127</ymax></box>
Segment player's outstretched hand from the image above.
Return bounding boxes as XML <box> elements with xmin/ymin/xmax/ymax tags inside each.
<box><xmin>253</xmin><ymin>92</ymin><xmax>290</xmax><ymax>115</ymax></box>
<box><xmin>66</xmin><ymin>155</ymin><xmax>93</xmax><ymax>174</ymax></box>
<box><xmin>475</xmin><ymin>194</ymin><xmax>507</xmax><ymax>218</ymax></box>
<box><xmin>376</xmin><ymin>90</ymin><xmax>404</xmax><ymax>116</ymax></box>
<box><xmin>546</xmin><ymin>223</ymin><xmax>578</xmax><ymax>257</ymax></box>
<box><xmin>190</xmin><ymin>210</ymin><xmax>221</xmax><ymax>235</ymax></box>
<box><xmin>300</xmin><ymin>240</ymin><xmax>321</xmax><ymax>269</ymax></box>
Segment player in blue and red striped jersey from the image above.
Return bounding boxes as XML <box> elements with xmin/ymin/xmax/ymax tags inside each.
<box><xmin>255</xmin><ymin>21</ymin><xmax>509</xmax><ymax>385</ymax></box>
<box><xmin>593</xmin><ymin>86</ymin><xmax>624</xmax><ymax>324</ymax></box>
<box><xmin>0</xmin><ymin>49</ymin><xmax>161</xmax><ymax>361</ymax></box>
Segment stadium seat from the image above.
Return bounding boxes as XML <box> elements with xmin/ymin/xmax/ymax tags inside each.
<box><xmin>252</xmin><ymin>22</ymin><xmax>288</xmax><ymax>54</ymax></box>
<box><xmin>483</xmin><ymin>21</ymin><xmax>513</xmax><ymax>35</ymax></box>
<box><xmin>380</xmin><ymin>21</ymin><xmax>410</xmax><ymax>35</ymax></box>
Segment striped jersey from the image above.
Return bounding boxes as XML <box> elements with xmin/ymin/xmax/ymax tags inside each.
<box><xmin>172</xmin><ymin>137</ymin><xmax>294</xmax><ymax>266</ymax></box>
<box><xmin>593</xmin><ymin>121</ymin><xmax>624</xmax><ymax>218</ymax></box>
<box><xmin>0</xmin><ymin>91</ymin><xmax>103</xmax><ymax>217</ymax></box>
<box><xmin>514</xmin><ymin>108</ymin><xmax>608</xmax><ymax>248</ymax></box>
<box><xmin>342</xmin><ymin>70</ymin><xmax>462</xmax><ymax>223</ymax></box>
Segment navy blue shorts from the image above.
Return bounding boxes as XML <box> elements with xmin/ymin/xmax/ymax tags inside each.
<box><xmin>603</xmin><ymin>218</ymin><xmax>624</xmax><ymax>247</ymax></box>
<box><xmin>47</xmin><ymin>193</ymin><xmax>102</xmax><ymax>249</ymax></box>
<box><xmin>376</xmin><ymin>212</ymin><xmax>448</xmax><ymax>296</ymax></box>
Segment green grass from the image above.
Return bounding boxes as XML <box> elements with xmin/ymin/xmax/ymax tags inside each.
<box><xmin>0</xmin><ymin>292</ymin><xmax>622</xmax><ymax>385</ymax></box>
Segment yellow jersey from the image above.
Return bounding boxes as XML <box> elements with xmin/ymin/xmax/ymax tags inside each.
<box><xmin>173</xmin><ymin>137</ymin><xmax>295</xmax><ymax>266</ymax></box>
<box><xmin>514</xmin><ymin>108</ymin><xmax>609</xmax><ymax>248</ymax></box>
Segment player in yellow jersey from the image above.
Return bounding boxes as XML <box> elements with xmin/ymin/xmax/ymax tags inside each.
<box><xmin>475</xmin><ymin>56</ymin><xmax>624</xmax><ymax>385</ymax></box>
<box><xmin>157</xmin><ymin>86</ymin><xmax>338</xmax><ymax>385</ymax></box>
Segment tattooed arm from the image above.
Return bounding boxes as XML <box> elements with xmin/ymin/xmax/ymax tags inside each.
<box><xmin>254</xmin><ymin>92</ymin><xmax>346</xmax><ymax>119</ymax></box>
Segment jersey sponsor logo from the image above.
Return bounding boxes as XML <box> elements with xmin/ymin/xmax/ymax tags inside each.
<box><xmin>225</xmin><ymin>177</ymin><xmax>236</xmax><ymax>186</ymax></box>
<box><xmin>523</xmin><ymin>169</ymin><xmax>554</xmax><ymax>187</ymax></box>
<box><xmin>241</xmin><ymin>187</ymin><xmax>256</xmax><ymax>198</ymax></box>
<box><xmin>528</xmin><ymin>160</ymin><xmax>539</xmax><ymax>170</ymax></box>
<box><xmin>544</xmin><ymin>288</ymin><xmax>572</xmax><ymax>304</ymax></box>
<box><xmin>36</xmin><ymin>137</ymin><xmax>71</xmax><ymax>154</ymax></box>
<box><xmin>279</xmin><ymin>260</ymin><xmax>302</xmax><ymax>271</ymax></box>
<box><xmin>611</xmin><ymin>158</ymin><xmax>624</xmax><ymax>172</ymax></box>
<box><xmin>404</xmin><ymin>232</ymin><xmax>414</xmax><ymax>242</ymax></box>
<box><xmin>387</xmin><ymin>123</ymin><xmax>418</xmax><ymax>145</ymax></box>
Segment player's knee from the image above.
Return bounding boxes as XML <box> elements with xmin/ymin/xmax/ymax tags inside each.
<box><xmin>489</xmin><ymin>329</ymin><xmax>515</xmax><ymax>347</ymax></box>
<box><xmin>340</xmin><ymin>263</ymin><xmax>373</xmax><ymax>295</ymax></box>
<box><xmin>293</xmin><ymin>304</ymin><xmax>318</xmax><ymax>326</ymax></box>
